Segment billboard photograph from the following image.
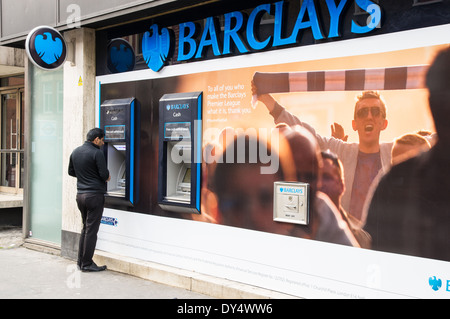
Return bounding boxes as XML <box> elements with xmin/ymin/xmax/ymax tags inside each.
<box><xmin>97</xmin><ymin>21</ymin><xmax>450</xmax><ymax>297</ymax></box>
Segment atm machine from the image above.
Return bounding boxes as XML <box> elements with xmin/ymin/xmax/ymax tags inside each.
<box><xmin>100</xmin><ymin>98</ymin><xmax>138</xmax><ymax>206</ymax></box>
<box><xmin>158</xmin><ymin>92</ymin><xmax>203</xmax><ymax>214</ymax></box>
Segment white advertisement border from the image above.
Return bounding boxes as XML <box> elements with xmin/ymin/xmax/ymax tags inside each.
<box><xmin>97</xmin><ymin>208</ymin><xmax>450</xmax><ymax>299</ymax></box>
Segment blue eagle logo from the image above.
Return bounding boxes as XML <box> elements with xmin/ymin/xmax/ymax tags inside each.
<box><xmin>429</xmin><ymin>276</ymin><xmax>442</xmax><ymax>292</ymax></box>
<box><xmin>107</xmin><ymin>39</ymin><xmax>135</xmax><ymax>73</ymax></box>
<box><xmin>34</xmin><ymin>32</ymin><xmax>64</xmax><ymax>65</ymax></box>
<box><xmin>142</xmin><ymin>24</ymin><xmax>171</xmax><ymax>72</ymax></box>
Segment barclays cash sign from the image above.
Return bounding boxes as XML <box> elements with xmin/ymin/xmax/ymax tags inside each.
<box><xmin>142</xmin><ymin>0</ymin><xmax>382</xmax><ymax>72</ymax></box>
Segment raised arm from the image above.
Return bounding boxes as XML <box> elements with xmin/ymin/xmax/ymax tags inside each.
<box><xmin>251</xmin><ymin>80</ymin><xmax>302</xmax><ymax>127</ymax></box>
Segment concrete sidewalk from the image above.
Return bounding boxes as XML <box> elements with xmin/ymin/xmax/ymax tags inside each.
<box><xmin>0</xmin><ymin>227</ymin><xmax>212</xmax><ymax>299</ymax></box>
<box><xmin>0</xmin><ymin>227</ymin><xmax>294</xmax><ymax>299</ymax></box>
<box><xmin>0</xmin><ymin>246</ymin><xmax>213</xmax><ymax>299</ymax></box>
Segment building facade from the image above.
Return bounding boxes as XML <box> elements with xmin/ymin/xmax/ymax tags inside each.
<box><xmin>1</xmin><ymin>0</ymin><xmax>450</xmax><ymax>298</ymax></box>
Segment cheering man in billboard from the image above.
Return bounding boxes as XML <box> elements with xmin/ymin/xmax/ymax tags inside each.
<box><xmin>252</xmin><ymin>83</ymin><xmax>392</xmax><ymax>225</ymax></box>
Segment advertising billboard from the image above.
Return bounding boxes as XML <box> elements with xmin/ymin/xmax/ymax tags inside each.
<box><xmin>96</xmin><ymin>16</ymin><xmax>450</xmax><ymax>298</ymax></box>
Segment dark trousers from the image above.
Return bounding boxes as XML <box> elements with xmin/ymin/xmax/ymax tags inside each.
<box><xmin>76</xmin><ymin>193</ymin><xmax>105</xmax><ymax>268</ymax></box>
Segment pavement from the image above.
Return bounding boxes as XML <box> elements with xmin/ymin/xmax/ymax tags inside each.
<box><xmin>0</xmin><ymin>226</ymin><xmax>213</xmax><ymax>299</ymax></box>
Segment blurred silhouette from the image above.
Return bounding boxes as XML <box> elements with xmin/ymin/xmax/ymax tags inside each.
<box><xmin>365</xmin><ymin>47</ymin><xmax>450</xmax><ymax>261</ymax></box>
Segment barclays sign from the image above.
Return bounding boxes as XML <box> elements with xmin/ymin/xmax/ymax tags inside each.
<box><xmin>142</xmin><ymin>24</ymin><xmax>171</xmax><ymax>72</ymax></box>
<box><xmin>26</xmin><ymin>26</ymin><xmax>67</xmax><ymax>70</ymax></box>
<box><xmin>142</xmin><ymin>0</ymin><xmax>382</xmax><ymax>72</ymax></box>
<box><xmin>429</xmin><ymin>276</ymin><xmax>450</xmax><ymax>293</ymax></box>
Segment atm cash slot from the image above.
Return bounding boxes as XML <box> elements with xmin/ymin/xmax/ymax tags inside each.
<box><xmin>165</xmin><ymin>142</ymin><xmax>192</xmax><ymax>204</ymax></box>
<box><xmin>108</xmin><ymin>161</ymin><xmax>126</xmax><ymax>197</ymax></box>
<box><xmin>106</xmin><ymin>143</ymin><xmax>127</xmax><ymax>197</ymax></box>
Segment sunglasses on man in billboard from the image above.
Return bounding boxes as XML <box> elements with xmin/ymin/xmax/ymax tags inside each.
<box><xmin>356</xmin><ymin>107</ymin><xmax>383</xmax><ymax>119</ymax></box>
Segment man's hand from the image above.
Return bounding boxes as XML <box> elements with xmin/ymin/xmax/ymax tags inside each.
<box><xmin>251</xmin><ymin>80</ymin><xmax>276</xmax><ymax>113</ymax></box>
<box><xmin>331</xmin><ymin>123</ymin><xmax>348</xmax><ymax>142</ymax></box>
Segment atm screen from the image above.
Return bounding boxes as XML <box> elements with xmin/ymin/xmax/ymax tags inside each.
<box><xmin>105</xmin><ymin>125</ymin><xmax>126</xmax><ymax>140</ymax></box>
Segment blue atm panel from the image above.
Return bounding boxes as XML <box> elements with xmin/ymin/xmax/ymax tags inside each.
<box><xmin>100</xmin><ymin>98</ymin><xmax>138</xmax><ymax>206</ymax></box>
<box><xmin>158</xmin><ymin>92</ymin><xmax>203</xmax><ymax>214</ymax></box>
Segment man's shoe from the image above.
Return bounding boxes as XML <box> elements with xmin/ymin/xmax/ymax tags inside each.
<box><xmin>81</xmin><ymin>263</ymin><xmax>107</xmax><ymax>272</ymax></box>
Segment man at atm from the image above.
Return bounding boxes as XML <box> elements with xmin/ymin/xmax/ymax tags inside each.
<box><xmin>68</xmin><ymin>128</ymin><xmax>110</xmax><ymax>272</ymax></box>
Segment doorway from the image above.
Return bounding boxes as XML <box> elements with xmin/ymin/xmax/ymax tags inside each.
<box><xmin>0</xmin><ymin>88</ymin><xmax>24</xmax><ymax>194</ymax></box>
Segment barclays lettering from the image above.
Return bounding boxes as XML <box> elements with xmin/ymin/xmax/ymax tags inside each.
<box><xmin>280</xmin><ymin>187</ymin><xmax>304</xmax><ymax>195</ymax></box>
<box><xmin>143</xmin><ymin>0</ymin><xmax>382</xmax><ymax>71</ymax></box>
<box><xmin>166</xmin><ymin>103</ymin><xmax>190</xmax><ymax>111</ymax></box>
<box><xmin>177</xmin><ymin>0</ymin><xmax>382</xmax><ymax>61</ymax></box>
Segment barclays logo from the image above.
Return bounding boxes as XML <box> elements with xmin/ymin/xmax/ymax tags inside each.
<box><xmin>107</xmin><ymin>38</ymin><xmax>135</xmax><ymax>74</ymax></box>
<box><xmin>142</xmin><ymin>24</ymin><xmax>171</xmax><ymax>72</ymax></box>
<box><xmin>26</xmin><ymin>26</ymin><xmax>67</xmax><ymax>70</ymax></box>
<box><xmin>101</xmin><ymin>216</ymin><xmax>119</xmax><ymax>227</ymax></box>
<box><xmin>103</xmin><ymin>1</ymin><xmax>383</xmax><ymax>74</ymax></box>
<box><xmin>35</xmin><ymin>33</ymin><xmax>63</xmax><ymax>65</ymax></box>
<box><xmin>429</xmin><ymin>276</ymin><xmax>442</xmax><ymax>291</ymax></box>
<box><xmin>429</xmin><ymin>276</ymin><xmax>450</xmax><ymax>292</ymax></box>
<box><xmin>139</xmin><ymin>1</ymin><xmax>382</xmax><ymax>73</ymax></box>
